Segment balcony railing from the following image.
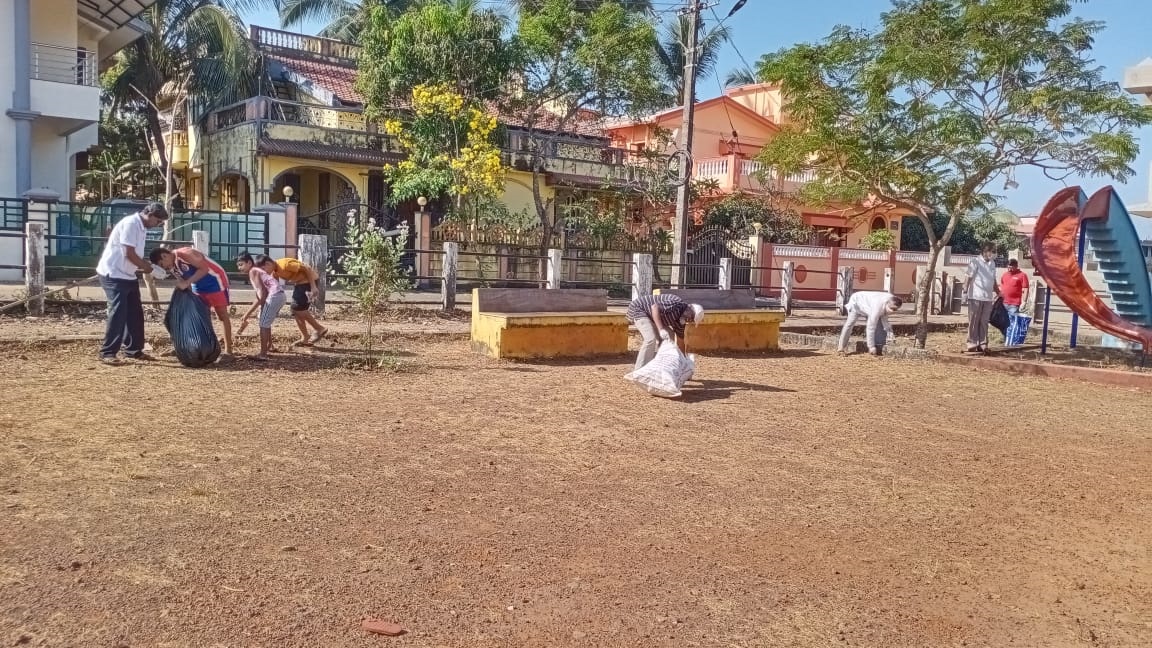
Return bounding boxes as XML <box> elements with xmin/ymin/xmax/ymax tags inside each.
<box><xmin>31</xmin><ymin>43</ymin><xmax>97</xmax><ymax>86</ymax></box>
<box><xmin>503</xmin><ymin>130</ymin><xmax>632</xmax><ymax>166</ymax></box>
<box><xmin>688</xmin><ymin>154</ymin><xmax>816</xmax><ymax>192</ymax></box>
<box><xmin>209</xmin><ymin>96</ymin><xmax>369</xmax><ymax>132</ymax></box>
<box><xmin>250</xmin><ymin>25</ymin><xmax>361</xmax><ymax>61</ymax></box>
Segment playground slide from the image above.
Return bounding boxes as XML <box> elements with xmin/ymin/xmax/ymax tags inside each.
<box><xmin>1030</xmin><ymin>186</ymin><xmax>1152</xmax><ymax>350</ymax></box>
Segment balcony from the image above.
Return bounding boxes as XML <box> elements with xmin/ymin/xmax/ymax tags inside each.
<box><xmin>693</xmin><ymin>155</ymin><xmax>815</xmax><ymax>193</ymax></box>
<box><xmin>29</xmin><ymin>42</ymin><xmax>101</xmax><ymax>124</ymax></box>
<box><xmin>502</xmin><ymin>130</ymin><xmax>637</xmax><ymax>185</ymax></box>
<box><xmin>1123</xmin><ymin>58</ymin><xmax>1152</xmax><ymax>98</ymax></box>
<box><xmin>155</xmin><ymin>130</ymin><xmax>191</xmax><ymax>168</ymax></box>
<box><xmin>251</xmin><ymin>25</ymin><xmax>360</xmax><ymax>63</ymax></box>
<box><xmin>208</xmin><ymin>96</ymin><xmax>372</xmax><ymax>134</ymax></box>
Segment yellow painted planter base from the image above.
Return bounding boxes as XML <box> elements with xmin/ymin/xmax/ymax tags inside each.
<box><xmin>683</xmin><ymin>310</ymin><xmax>785</xmax><ymax>352</ymax></box>
<box><xmin>472</xmin><ymin>312</ymin><xmax>629</xmax><ymax>360</ymax></box>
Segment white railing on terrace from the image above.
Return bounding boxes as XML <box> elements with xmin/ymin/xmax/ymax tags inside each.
<box><xmin>948</xmin><ymin>254</ymin><xmax>977</xmax><ymax>266</ymax></box>
<box><xmin>250</xmin><ymin>25</ymin><xmax>360</xmax><ymax>60</ymax></box>
<box><xmin>839</xmin><ymin>248</ymin><xmax>889</xmax><ymax>261</ymax></box>
<box><xmin>31</xmin><ymin>43</ymin><xmax>97</xmax><ymax>86</ymax></box>
<box><xmin>731</xmin><ymin>157</ymin><xmax>817</xmax><ymax>188</ymax></box>
<box><xmin>774</xmin><ymin>245</ymin><xmax>832</xmax><ymax>258</ymax></box>
<box><xmin>695</xmin><ymin>157</ymin><xmax>729</xmax><ymax>179</ymax></box>
<box><xmin>896</xmin><ymin>251</ymin><xmax>930</xmax><ymax>263</ymax></box>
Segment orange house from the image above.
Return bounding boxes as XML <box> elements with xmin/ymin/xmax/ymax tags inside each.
<box><xmin>604</xmin><ymin>83</ymin><xmax>904</xmax><ymax>248</ymax></box>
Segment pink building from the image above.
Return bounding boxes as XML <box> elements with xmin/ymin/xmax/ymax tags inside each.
<box><xmin>604</xmin><ymin>84</ymin><xmax>907</xmax><ymax>248</ymax></box>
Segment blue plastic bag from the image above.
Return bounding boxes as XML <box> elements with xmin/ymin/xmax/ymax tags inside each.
<box><xmin>1004</xmin><ymin>314</ymin><xmax>1031</xmax><ymax>347</ymax></box>
<box><xmin>164</xmin><ymin>288</ymin><xmax>221</xmax><ymax>368</ymax></box>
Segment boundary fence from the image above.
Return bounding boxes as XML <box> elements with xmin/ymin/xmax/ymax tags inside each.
<box><xmin>8</xmin><ymin>223</ymin><xmax>974</xmax><ymax>321</ymax></box>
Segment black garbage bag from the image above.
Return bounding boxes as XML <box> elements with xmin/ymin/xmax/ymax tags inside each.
<box><xmin>989</xmin><ymin>296</ymin><xmax>1010</xmax><ymax>336</ymax></box>
<box><xmin>164</xmin><ymin>288</ymin><xmax>221</xmax><ymax>368</ymax></box>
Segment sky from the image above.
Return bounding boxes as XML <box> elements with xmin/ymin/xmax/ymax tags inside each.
<box><xmin>243</xmin><ymin>0</ymin><xmax>1152</xmax><ymax>222</ymax></box>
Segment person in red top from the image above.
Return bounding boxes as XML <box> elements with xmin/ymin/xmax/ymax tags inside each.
<box><xmin>999</xmin><ymin>259</ymin><xmax>1030</xmax><ymax>318</ymax></box>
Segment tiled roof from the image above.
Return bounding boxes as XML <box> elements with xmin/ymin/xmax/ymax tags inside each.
<box><xmin>263</xmin><ymin>50</ymin><xmax>610</xmax><ymax>139</ymax></box>
<box><xmin>257</xmin><ymin>138</ymin><xmax>401</xmax><ymax>166</ymax></box>
<box><xmin>268</xmin><ymin>54</ymin><xmax>364</xmax><ymax>106</ymax></box>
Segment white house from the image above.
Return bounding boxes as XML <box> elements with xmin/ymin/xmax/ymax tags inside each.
<box><xmin>1123</xmin><ymin>57</ymin><xmax>1152</xmax><ymax>218</ymax></box>
<box><xmin>1</xmin><ymin>0</ymin><xmax>156</xmax><ymax>200</ymax></box>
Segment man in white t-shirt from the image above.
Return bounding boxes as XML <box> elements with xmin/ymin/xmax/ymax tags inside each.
<box><xmin>95</xmin><ymin>203</ymin><xmax>169</xmax><ymax>365</ymax></box>
<box><xmin>837</xmin><ymin>290</ymin><xmax>903</xmax><ymax>355</ymax></box>
<box><xmin>963</xmin><ymin>243</ymin><xmax>1000</xmax><ymax>353</ymax></box>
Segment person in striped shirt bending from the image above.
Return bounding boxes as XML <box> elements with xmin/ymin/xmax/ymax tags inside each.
<box><xmin>150</xmin><ymin>246</ymin><xmax>234</xmax><ymax>356</ymax></box>
<box><xmin>625</xmin><ymin>294</ymin><xmax>705</xmax><ymax>371</ymax></box>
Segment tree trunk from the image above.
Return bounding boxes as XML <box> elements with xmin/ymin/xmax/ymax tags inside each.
<box><xmin>143</xmin><ymin>109</ymin><xmax>173</xmax><ymax>199</ymax></box>
<box><xmin>914</xmin><ymin>244</ymin><xmax>944</xmax><ymax>348</ymax></box>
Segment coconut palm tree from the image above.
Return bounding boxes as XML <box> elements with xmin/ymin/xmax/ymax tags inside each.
<box><xmin>103</xmin><ymin>0</ymin><xmax>265</xmax><ymax>191</ymax></box>
<box><xmin>655</xmin><ymin>16</ymin><xmax>731</xmax><ymax>107</ymax></box>
<box><xmin>724</xmin><ymin>65</ymin><xmax>757</xmax><ymax>88</ymax></box>
<box><xmin>276</xmin><ymin>0</ymin><xmax>416</xmax><ymax>41</ymax></box>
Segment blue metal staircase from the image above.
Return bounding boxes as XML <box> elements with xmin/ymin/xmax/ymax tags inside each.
<box><xmin>1083</xmin><ymin>191</ymin><xmax>1152</xmax><ymax>328</ymax></box>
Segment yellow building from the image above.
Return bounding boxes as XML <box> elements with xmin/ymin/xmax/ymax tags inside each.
<box><xmin>164</xmin><ymin>26</ymin><xmax>637</xmax><ymax>239</ymax></box>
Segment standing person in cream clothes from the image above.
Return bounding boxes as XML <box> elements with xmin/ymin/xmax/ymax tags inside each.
<box><xmin>964</xmin><ymin>243</ymin><xmax>1000</xmax><ymax>353</ymax></box>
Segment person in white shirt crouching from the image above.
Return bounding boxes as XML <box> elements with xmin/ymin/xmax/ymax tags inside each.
<box><xmin>837</xmin><ymin>291</ymin><xmax>903</xmax><ymax>356</ymax></box>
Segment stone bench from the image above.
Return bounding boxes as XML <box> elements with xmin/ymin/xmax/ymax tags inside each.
<box><xmin>470</xmin><ymin>288</ymin><xmax>629</xmax><ymax>359</ymax></box>
<box><xmin>653</xmin><ymin>288</ymin><xmax>786</xmax><ymax>352</ymax></box>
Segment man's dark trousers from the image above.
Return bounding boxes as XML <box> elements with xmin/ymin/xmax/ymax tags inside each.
<box><xmin>99</xmin><ymin>275</ymin><xmax>145</xmax><ymax>359</ymax></box>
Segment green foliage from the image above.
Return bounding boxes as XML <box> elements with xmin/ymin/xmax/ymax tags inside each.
<box><xmin>655</xmin><ymin>17</ymin><xmax>731</xmax><ymax>105</ymax></box>
<box><xmin>859</xmin><ymin>228</ymin><xmax>897</xmax><ymax>251</ymax></box>
<box><xmin>357</xmin><ymin>0</ymin><xmax>513</xmax><ymax>114</ymax></box>
<box><xmin>755</xmin><ymin>0</ymin><xmax>1152</xmax><ymax>247</ymax></box>
<box><xmin>900</xmin><ymin>211</ymin><xmax>1024</xmax><ymax>255</ymax></box>
<box><xmin>701</xmin><ymin>193</ymin><xmax>813</xmax><ymax>243</ymax></box>
<box><xmin>442</xmin><ymin>202</ymin><xmax>537</xmax><ymax>230</ymax></box>
<box><xmin>754</xmin><ymin>0</ymin><xmax>1151</xmax><ymax>331</ymax></box>
<box><xmin>101</xmin><ymin>0</ymin><xmax>262</xmax><ymax>185</ymax></box>
<box><xmin>278</xmin><ymin>0</ymin><xmax>394</xmax><ymax>42</ymax></box>
<box><xmin>333</xmin><ymin>217</ymin><xmax>414</xmax><ymax>367</ymax></box>
<box><xmin>510</xmin><ymin>0</ymin><xmax>664</xmax><ymax>241</ymax></box>
<box><xmin>77</xmin><ymin>112</ymin><xmax>159</xmax><ymax>201</ymax></box>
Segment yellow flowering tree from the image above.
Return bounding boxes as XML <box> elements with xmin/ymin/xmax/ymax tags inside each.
<box><xmin>380</xmin><ymin>83</ymin><xmax>505</xmax><ymax>218</ymax></box>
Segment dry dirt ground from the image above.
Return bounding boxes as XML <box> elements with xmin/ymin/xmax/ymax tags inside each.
<box><xmin>2</xmin><ymin>328</ymin><xmax>1151</xmax><ymax>647</ymax></box>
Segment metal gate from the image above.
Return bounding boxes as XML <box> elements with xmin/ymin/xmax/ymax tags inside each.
<box><xmin>299</xmin><ymin>202</ymin><xmax>412</xmax><ymax>275</ymax></box>
<box><xmin>685</xmin><ymin>225</ymin><xmax>752</xmax><ymax>288</ymax></box>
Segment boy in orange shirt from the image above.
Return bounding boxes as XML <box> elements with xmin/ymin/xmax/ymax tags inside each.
<box><xmin>261</xmin><ymin>256</ymin><xmax>329</xmax><ymax>346</ymax></box>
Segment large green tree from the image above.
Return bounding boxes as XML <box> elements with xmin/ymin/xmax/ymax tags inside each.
<box><xmin>900</xmin><ymin>210</ymin><xmax>1023</xmax><ymax>255</ymax></box>
<box><xmin>357</xmin><ymin>0</ymin><xmax>513</xmax><ymax>111</ymax></box>
<box><xmin>103</xmin><ymin>0</ymin><xmax>264</xmax><ymax>195</ymax></box>
<box><xmin>754</xmin><ymin>0</ymin><xmax>1152</xmax><ymax>345</ymax></box>
<box><xmin>510</xmin><ymin>0</ymin><xmax>664</xmax><ymax>267</ymax></box>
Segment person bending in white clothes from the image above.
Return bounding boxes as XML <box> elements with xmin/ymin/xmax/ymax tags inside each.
<box><xmin>837</xmin><ymin>291</ymin><xmax>903</xmax><ymax>355</ymax></box>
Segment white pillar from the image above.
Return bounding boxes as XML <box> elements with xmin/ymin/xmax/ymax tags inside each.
<box><xmin>546</xmin><ymin>248</ymin><xmax>562</xmax><ymax>289</ymax></box>
<box><xmin>836</xmin><ymin>266</ymin><xmax>854</xmax><ymax>314</ymax></box>
<box><xmin>298</xmin><ymin>234</ymin><xmax>327</xmax><ymax>316</ymax></box>
<box><xmin>24</xmin><ymin>221</ymin><xmax>45</xmax><ymax>316</ymax></box>
<box><xmin>632</xmin><ymin>252</ymin><xmax>653</xmax><ymax>300</ymax></box>
<box><xmin>883</xmin><ymin>267</ymin><xmax>893</xmax><ymax>292</ymax></box>
<box><xmin>781</xmin><ymin>260</ymin><xmax>794</xmax><ymax>315</ymax></box>
<box><xmin>718</xmin><ymin>257</ymin><xmax>733</xmax><ymax>290</ymax></box>
<box><xmin>442</xmin><ymin>241</ymin><xmax>458</xmax><ymax>312</ymax></box>
<box><xmin>191</xmin><ymin>230</ymin><xmax>210</xmax><ymax>255</ymax></box>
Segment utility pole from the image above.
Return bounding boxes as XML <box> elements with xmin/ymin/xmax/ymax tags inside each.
<box><xmin>669</xmin><ymin>0</ymin><xmax>701</xmax><ymax>289</ymax></box>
